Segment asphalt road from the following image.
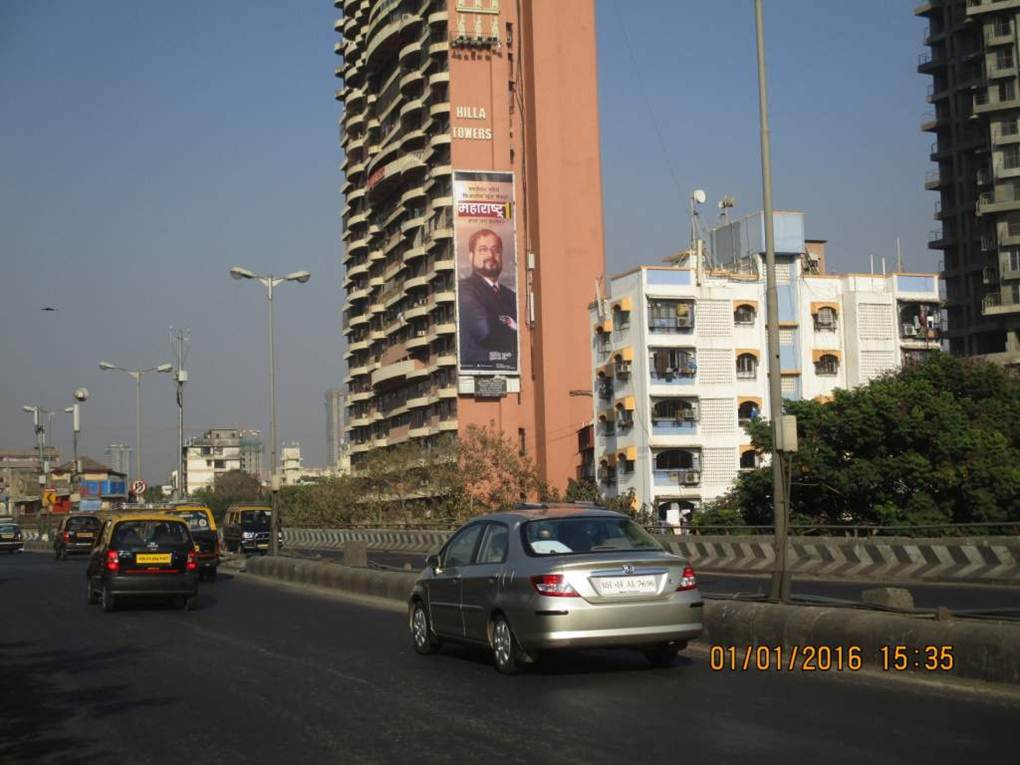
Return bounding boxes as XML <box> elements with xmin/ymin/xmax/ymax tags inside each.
<box><xmin>2</xmin><ymin>551</ymin><xmax>1019</xmax><ymax>764</ymax></box>
<box><xmin>300</xmin><ymin>548</ymin><xmax>1020</xmax><ymax>612</ymax></box>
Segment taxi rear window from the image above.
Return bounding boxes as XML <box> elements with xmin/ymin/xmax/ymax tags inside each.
<box><xmin>241</xmin><ymin>511</ymin><xmax>271</xmax><ymax>529</ymax></box>
<box><xmin>112</xmin><ymin>521</ymin><xmax>189</xmax><ymax>548</ymax></box>
<box><xmin>67</xmin><ymin>516</ymin><xmax>100</xmax><ymax>531</ymax></box>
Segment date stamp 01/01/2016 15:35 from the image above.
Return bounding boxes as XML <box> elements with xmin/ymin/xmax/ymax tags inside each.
<box><xmin>709</xmin><ymin>645</ymin><xmax>956</xmax><ymax>674</ymax></box>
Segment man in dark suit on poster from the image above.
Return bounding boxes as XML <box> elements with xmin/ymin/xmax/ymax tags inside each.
<box><xmin>458</xmin><ymin>228</ymin><xmax>517</xmax><ymax>369</ymax></box>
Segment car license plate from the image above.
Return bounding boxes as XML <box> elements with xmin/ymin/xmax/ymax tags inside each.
<box><xmin>77</xmin><ymin>532</ymin><xmax>93</xmax><ymax>539</ymax></box>
<box><xmin>136</xmin><ymin>553</ymin><xmax>171</xmax><ymax>565</ymax></box>
<box><xmin>1</xmin><ymin>534</ymin><xmax>12</xmax><ymax>540</ymax></box>
<box><xmin>594</xmin><ymin>575</ymin><xmax>657</xmax><ymax>595</ymax></box>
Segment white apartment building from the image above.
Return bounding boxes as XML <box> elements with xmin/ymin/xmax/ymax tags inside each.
<box><xmin>184</xmin><ymin>427</ymin><xmax>263</xmax><ymax>494</ymax></box>
<box><xmin>590</xmin><ymin>211</ymin><xmax>944</xmax><ymax>524</ymax></box>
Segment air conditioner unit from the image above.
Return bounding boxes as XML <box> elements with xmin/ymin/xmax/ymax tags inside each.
<box><xmin>683</xmin><ymin>403</ymin><xmax>699</xmax><ymax>421</ymax></box>
<box><xmin>902</xmin><ymin>324</ymin><xmax>918</xmax><ymax>337</ymax></box>
<box><xmin>615</xmin><ymin>361</ymin><xmax>632</xmax><ymax>375</ymax></box>
<box><xmin>683</xmin><ymin>471</ymin><xmax>701</xmax><ymax>485</ymax></box>
<box><xmin>667</xmin><ymin>471</ymin><xmax>681</xmax><ymax>481</ymax></box>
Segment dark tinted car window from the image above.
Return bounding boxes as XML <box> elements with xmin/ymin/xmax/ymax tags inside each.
<box><xmin>173</xmin><ymin>510</ymin><xmax>212</xmax><ymax>532</ymax></box>
<box><xmin>112</xmin><ymin>521</ymin><xmax>189</xmax><ymax>548</ymax></box>
<box><xmin>476</xmin><ymin>524</ymin><xmax>509</xmax><ymax>564</ymax></box>
<box><xmin>241</xmin><ymin>511</ymin><xmax>271</xmax><ymax>530</ymax></box>
<box><xmin>67</xmin><ymin>516</ymin><xmax>100</xmax><ymax>531</ymax></box>
<box><xmin>523</xmin><ymin>517</ymin><xmax>661</xmax><ymax>556</ymax></box>
<box><xmin>442</xmin><ymin>524</ymin><xmax>483</xmax><ymax>568</ymax></box>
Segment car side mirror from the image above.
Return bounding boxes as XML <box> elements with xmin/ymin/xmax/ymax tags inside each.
<box><xmin>426</xmin><ymin>554</ymin><xmax>439</xmax><ymax>571</ymax></box>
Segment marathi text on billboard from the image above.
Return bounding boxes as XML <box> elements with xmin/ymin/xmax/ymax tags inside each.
<box><xmin>453</xmin><ymin>170</ymin><xmax>520</xmax><ymax>376</ymax></box>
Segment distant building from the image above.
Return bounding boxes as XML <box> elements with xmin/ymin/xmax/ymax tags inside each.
<box><xmin>280</xmin><ymin>443</ymin><xmax>303</xmax><ymax>486</ymax></box>
<box><xmin>105</xmin><ymin>443</ymin><xmax>132</xmax><ymax>477</ymax></box>
<box><xmin>0</xmin><ymin>447</ymin><xmax>60</xmax><ymax>513</ymax></box>
<box><xmin>325</xmin><ymin>387</ymin><xmax>347</xmax><ymax>470</ymax></box>
<box><xmin>184</xmin><ymin>427</ymin><xmax>263</xmax><ymax>494</ymax></box>
<box><xmin>590</xmin><ymin>211</ymin><xmax>944</xmax><ymax>524</ymax></box>
<box><xmin>51</xmin><ymin>457</ymin><xmax>127</xmax><ymax>512</ymax></box>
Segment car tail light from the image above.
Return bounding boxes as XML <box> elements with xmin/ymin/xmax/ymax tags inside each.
<box><xmin>530</xmin><ymin>574</ymin><xmax>579</xmax><ymax>597</ymax></box>
<box><xmin>676</xmin><ymin>565</ymin><xmax>697</xmax><ymax>591</ymax></box>
<box><xmin>105</xmin><ymin>550</ymin><xmax>120</xmax><ymax>572</ymax></box>
<box><xmin>64</xmin><ymin>531</ymin><xmax>71</xmax><ymax>542</ymax></box>
<box><xmin>186</xmin><ymin>550</ymin><xmax>198</xmax><ymax>572</ymax></box>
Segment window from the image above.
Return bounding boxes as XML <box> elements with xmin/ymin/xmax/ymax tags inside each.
<box><xmin>815</xmin><ymin>354</ymin><xmax>839</xmax><ymax>376</ymax></box>
<box><xmin>441</xmin><ymin>524</ymin><xmax>483</xmax><ymax>568</ymax></box>
<box><xmin>522</xmin><ymin>517</ymin><xmax>660</xmax><ymax>556</ymax></box>
<box><xmin>601</xmin><ymin>418</ymin><xmax>616</xmax><ymax>437</ymax></box>
<box><xmin>999</xmin><ymin>79</ymin><xmax>1016</xmax><ymax>103</ymax></box>
<box><xmin>738</xmin><ymin>400</ymin><xmax>760</xmax><ymax>424</ymax></box>
<box><xmin>649</xmin><ymin>348</ymin><xmax>697</xmax><ymax>378</ymax></box>
<box><xmin>214</xmin><ymin>460</ymin><xmax>225</xmax><ymax>469</ymax></box>
<box><xmin>1008</xmin><ymin>248</ymin><xmax>1020</xmax><ymax>272</ymax></box>
<box><xmin>612</xmin><ymin>305</ymin><xmax>630</xmax><ymax>330</ymax></box>
<box><xmin>740</xmin><ymin>451</ymin><xmax>758</xmax><ymax>470</ymax></box>
<box><xmin>620</xmin><ymin>457</ymin><xmax>635</xmax><ymax>473</ymax></box>
<box><xmin>476</xmin><ymin>523</ymin><xmax>509</xmax><ymax>564</ymax></box>
<box><xmin>597</xmin><ymin>377</ymin><xmax>613</xmax><ymax>400</ymax></box>
<box><xmin>995</xmin><ymin>18</ymin><xmax>1012</xmax><ymax>37</ymax></box>
<box><xmin>648</xmin><ymin>300</ymin><xmax>694</xmax><ymax>332</ymax></box>
<box><xmin>655</xmin><ymin>449</ymin><xmax>697</xmax><ymax>470</ymax></box>
<box><xmin>1003</xmin><ymin>145</ymin><xmax>1020</xmax><ymax>170</ymax></box>
<box><xmin>734</xmin><ymin>304</ymin><xmax>756</xmax><ymax>325</ymax></box>
<box><xmin>996</xmin><ymin>47</ymin><xmax>1014</xmax><ymax>70</ymax></box>
<box><xmin>652</xmin><ymin>398</ymin><xmax>698</xmax><ymax>423</ymax></box>
<box><xmin>814</xmin><ymin>306</ymin><xmax>838</xmax><ymax>329</ymax></box>
<box><xmin>736</xmin><ymin>353</ymin><xmax>758</xmax><ymax>379</ymax></box>
<box><xmin>616</xmin><ymin>407</ymin><xmax>634</xmax><ymax>429</ymax></box>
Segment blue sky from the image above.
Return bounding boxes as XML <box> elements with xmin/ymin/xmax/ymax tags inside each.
<box><xmin>0</xmin><ymin>1</ymin><xmax>930</xmax><ymax>480</ymax></box>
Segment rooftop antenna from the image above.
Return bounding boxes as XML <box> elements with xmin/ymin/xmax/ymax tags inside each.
<box><xmin>896</xmin><ymin>237</ymin><xmax>903</xmax><ymax>272</ymax></box>
<box><xmin>690</xmin><ymin>189</ymin><xmax>706</xmax><ymax>283</ymax></box>
<box><xmin>718</xmin><ymin>195</ymin><xmax>736</xmax><ymax>225</ymax></box>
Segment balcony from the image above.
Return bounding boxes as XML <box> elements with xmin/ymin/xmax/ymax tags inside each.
<box><xmin>653</xmin><ymin>467</ymin><xmax>701</xmax><ymax>489</ymax></box>
<box><xmin>982</xmin><ymin>291</ymin><xmax>1020</xmax><ymax>314</ymax></box>
<box><xmin>917</xmin><ymin>51</ymin><xmax>946</xmax><ymax>73</ymax></box>
<box><xmin>648</xmin><ymin>300</ymin><xmax>695</xmax><ymax>333</ymax></box>
<box><xmin>924</xmin><ymin>169</ymin><xmax>948</xmax><ymax>190</ymax></box>
<box><xmin>967</xmin><ymin>0</ymin><xmax>1020</xmax><ymax>17</ymax></box>
<box><xmin>650</xmin><ymin>401</ymin><xmax>699</xmax><ymax>436</ymax></box>
<box><xmin>928</xmin><ymin>228</ymin><xmax>954</xmax><ymax>249</ymax></box>
<box><xmin>977</xmin><ymin>186</ymin><xmax>1020</xmax><ymax>215</ymax></box>
<box><xmin>649</xmin><ymin>348</ymin><xmax>697</xmax><ymax>386</ymax></box>
<box><xmin>371</xmin><ymin>357</ymin><xmax>426</xmax><ymax>389</ymax></box>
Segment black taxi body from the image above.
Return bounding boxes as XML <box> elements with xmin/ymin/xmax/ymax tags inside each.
<box><xmin>86</xmin><ymin>513</ymin><xmax>199</xmax><ymax>611</ymax></box>
<box><xmin>0</xmin><ymin>521</ymin><xmax>23</xmax><ymax>553</ymax></box>
<box><xmin>222</xmin><ymin>505</ymin><xmax>276</xmax><ymax>554</ymax></box>
<box><xmin>54</xmin><ymin>513</ymin><xmax>103</xmax><ymax>559</ymax></box>
<box><xmin>164</xmin><ymin>503</ymin><xmax>220</xmax><ymax>580</ymax></box>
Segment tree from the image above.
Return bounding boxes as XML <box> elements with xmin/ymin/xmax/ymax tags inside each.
<box><xmin>731</xmin><ymin>354</ymin><xmax>1020</xmax><ymax>531</ymax></box>
<box><xmin>192</xmin><ymin>469</ymin><xmax>262</xmax><ymax>522</ymax></box>
<box><xmin>456</xmin><ymin>425</ymin><xmax>540</xmax><ymax>516</ymax></box>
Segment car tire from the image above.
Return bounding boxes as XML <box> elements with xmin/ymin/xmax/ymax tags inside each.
<box><xmin>410</xmin><ymin>600</ymin><xmax>440</xmax><ymax>655</ymax></box>
<box><xmin>643</xmin><ymin>643</ymin><xmax>679</xmax><ymax>668</ymax></box>
<box><xmin>86</xmin><ymin>579</ymin><xmax>99</xmax><ymax>605</ymax></box>
<box><xmin>101</xmin><ymin>586</ymin><xmax>116</xmax><ymax>613</ymax></box>
<box><xmin>492</xmin><ymin>615</ymin><xmax>527</xmax><ymax>675</ymax></box>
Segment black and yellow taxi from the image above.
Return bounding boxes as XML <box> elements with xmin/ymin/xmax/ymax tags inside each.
<box><xmin>54</xmin><ymin>513</ymin><xmax>103</xmax><ymax>559</ymax></box>
<box><xmin>222</xmin><ymin>504</ymin><xmax>276</xmax><ymax>554</ymax></box>
<box><xmin>163</xmin><ymin>503</ymin><xmax>220</xmax><ymax>580</ymax></box>
<box><xmin>86</xmin><ymin>513</ymin><xmax>199</xmax><ymax>612</ymax></box>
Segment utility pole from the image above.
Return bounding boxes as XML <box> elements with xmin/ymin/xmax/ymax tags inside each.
<box><xmin>171</xmin><ymin>328</ymin><xmax>190</xmax><ymax>499</ymax></box>
<box><xmin>754</xmin><ymin>0</ymin><xmax>791</xmax><ymax>603</ymax></box>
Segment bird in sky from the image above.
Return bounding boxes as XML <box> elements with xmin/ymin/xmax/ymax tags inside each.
<box><xmin>40</xmin><ymin>307</ymin><xmax>57</xmax><ymax>311</ymax></box>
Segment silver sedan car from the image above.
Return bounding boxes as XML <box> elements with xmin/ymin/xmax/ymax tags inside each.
<box><xmin>408</xmin><ymin>504</ymin><xmax>703</xmax><ymax>673</ymax></box>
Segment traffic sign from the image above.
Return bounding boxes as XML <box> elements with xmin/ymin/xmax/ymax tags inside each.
<box><xmin>131</xmin><ymin>480</ymin><xmax>148</xmax><ymax>496</ymax></box>
<box><xmin>42</xmin><ymin>488</ymin><xmax>57</xmax><ymax>506</ymax></box>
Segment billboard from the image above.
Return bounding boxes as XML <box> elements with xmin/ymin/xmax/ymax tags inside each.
<box><xmin>453</xmin><ymin>170</ymin><xmax>519</xmax><ymax>376</ymax></box>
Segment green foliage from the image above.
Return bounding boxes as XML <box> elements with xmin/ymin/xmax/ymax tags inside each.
<box><xmin>565</xmin><ymin>478</ymin><xmax>601</xmax><ymax>503</ymax></box>
<box><xmin>191</xmin><ymin>469</ymin><xmax>262</xmax><ymax>522</ymax></box>
<box><xmin>731</xmin><ymin>354</ymin><xmax>1020</xmax><ymax>531</ymax></box>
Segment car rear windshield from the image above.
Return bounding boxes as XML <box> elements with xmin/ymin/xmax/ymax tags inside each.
<box><xmin>172</xmin><ymin>510</ymin><xmax>212</xmax><ymax>532</ymax></box>
<box><xmin>67</xmin><ymin>516</ymin><xmax>99</xmax><ymax>531</ymax></box>
<box><xmin>112</xmin><ymin>521</ymin><xmax>190</xmax><ymax>548</ymax></box>
<box><xmin>0</xmin><ymin>524</ymin><xmax>17</xmax><ymax>533</ymax></box>
<box><xmin>241</xmin><ymin>511</ymin><xmax>271</xmax><ymax>530</ymax></box>
<box><xmin>522</xmin><ymin>517</ymin><xmax>662</xmax><ymax>556</ymax></box>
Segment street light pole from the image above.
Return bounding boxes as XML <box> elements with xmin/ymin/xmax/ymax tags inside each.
<box><xmin>22</xmin><ymin>405</ymin><xmax>54</xmax><ymax>498</ymax></box>
<box><xmin>754</xmin><ymin>0</ymin><xmax>791</xmax><ymax>603</ymax></box>
<box><xmin>100</xmin><ymin>362</ymin><xmax>173</xmax><ymax>485</ymax></box>
<box><xmin>230</xmin><ymin>266</ymin><xmax>311</xmax><ymax>556</ymax></box>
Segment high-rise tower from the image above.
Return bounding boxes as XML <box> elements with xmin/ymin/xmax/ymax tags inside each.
<box><xmin>335</xmin><ymin>0</ymin><xmax>606</xmax><ymax>491</ymax></box>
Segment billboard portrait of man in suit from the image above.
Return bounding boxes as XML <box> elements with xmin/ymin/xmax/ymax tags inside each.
<box><xmin>458</xmin><ymin>227</ymin><xmax>518</xmax><ymax>371</ymax></box>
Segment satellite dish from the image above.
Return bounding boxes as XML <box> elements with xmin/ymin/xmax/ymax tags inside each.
<box><xmin>692</xmin><ymin>189</ymin><xmax>707</xmax><ymax>205</ymax></box>
<box><xmin>74</xmin><ymin>388</ymin><xmax>90</xmax><ymax>402</ymax></box>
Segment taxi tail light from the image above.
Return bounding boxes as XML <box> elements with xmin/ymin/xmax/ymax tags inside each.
<box><xmin>63</xmin><ymin>531</ymin><xmax>71</xmax><ymax>541</ymax></box>
<box><xmin>105</xmin><ymin>550</ymin><xmax>120</xmax><ymax>572</ymax></box>
<box><xmin>676</xmin><ymin>565</ymin><xmax>697</xmax><ymax>591</ymax></box>
<box><xmin>186</xmin><ymin>550</ymin><xmax>198</xmax><ymax>572</ymax></box>
<box><xmin>530</xmin><ymin>574</ymin><xmax>579</xmax><ymax>597</ymax></box>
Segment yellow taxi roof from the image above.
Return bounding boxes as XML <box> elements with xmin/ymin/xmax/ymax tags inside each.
<box><xmin>110</xmin><ymin>512</ymin><xmax>189</xmax><ymax>524</ymax></box>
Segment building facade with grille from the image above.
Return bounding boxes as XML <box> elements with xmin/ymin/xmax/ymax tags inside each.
<box><xmin>917</xmin><ymin>0</ymin><xmax>1020</xmax><ymax>362</ymax></box>
<box><xmin>589</xmin><ymin>212</ymin><xmax>944</xmax><ymax>524</ymax></box>
<box><xmin>335</xmin><ymin>0</ymin><xmax>605</xmax><ymax>491</ymax></box>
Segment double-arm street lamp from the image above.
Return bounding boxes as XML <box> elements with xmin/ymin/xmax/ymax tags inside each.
<box><xmin>62</xmin><ymin>387</ymin><xmax>90</xmax><ymax>495</ymax></box>
<box><xmin>229</xmin><ymin>266</ymin><xmax>311</xmax><ymax>556</ymax></box>
<box><xmin>99</xmin><ymin>362</ymin><xmax>173</xmax><ymax>484</ymax></box>
<box><xmin>22</xmin><ymin>405</ymin><xmax>55</xmax><ymax>491</ymax></box>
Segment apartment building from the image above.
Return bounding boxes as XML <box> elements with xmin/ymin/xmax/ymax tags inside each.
<box><xmin>325</xmin><ymin>387</ymin><xmax>348</xmax><ymax>471</ymax></box>
<box><xmin>184</xmin><ymin>427</ymin><xmax>263</xmax><ymax>494</ymax></box>
<box><xmin>917</xmin><ymin>0</ymin><xmax>1020</xmax><ymax>362</ymax></box>
<box><xmin>589</xmin><ymin>211</ymin><xmax>944</xmax><ymax>521</ymax></box>
<box><xmin>334</xmin><ymin>0</ymin><xmax>605</xmax><ymax>491</ymax></box>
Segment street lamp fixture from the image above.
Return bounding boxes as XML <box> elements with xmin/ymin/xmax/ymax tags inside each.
<box><xmin>99</xmin><ymin>361</ymin><xmax>174</xmax><ymax>483</ymax></box>
<box><xmin>22</xmin><ymin>404</ymin><xmax>55</xmax><ymax>491</ymax></box>
<box><xmin>229</xmin><ymin>265</ymin><xmax>311</xmax><ymax>556</ymax></box>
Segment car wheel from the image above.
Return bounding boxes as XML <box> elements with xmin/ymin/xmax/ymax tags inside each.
<box><xmin>643</xmin><ymin>643</ymin><xmax>679</xmax><ymax>668</ymax></box>
<box><xmin>410</xmin><ymin>600</ymin><xmax>440</xmax><ymax>655</ymax></box>
<box><xmin>101</xmin><ymin>586</ymin><xmax>116</xmax><ymax>613</ymax></box>
<box><xmin>86</xmin><ymin>579</ymin><xmax>99</xmax><ymax>605</ymax></box>
<box><xmin>492</xmin><ymin>615</ymin><xmax>527</xmax><ymax>675</ymax></box>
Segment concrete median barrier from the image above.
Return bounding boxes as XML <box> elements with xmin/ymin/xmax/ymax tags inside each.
<box><xmin>245</xmin><ymin>555</ymin><xmax>418</xmax><ymax>603</ymax></box>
